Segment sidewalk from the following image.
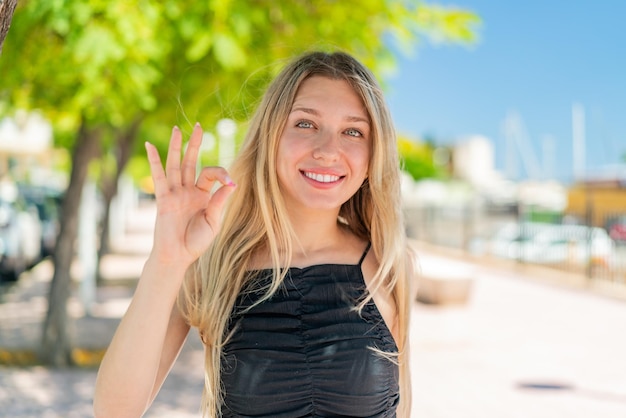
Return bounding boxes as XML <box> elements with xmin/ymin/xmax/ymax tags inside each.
<box><xmin>0</xmin><ymin>200</ymin><xmax>206</xmax><ymax>417</ymax></box>
<box><xmin>1</xmin><ymin>200</ymin><xmax>626</xmax><ymax>417</ymax></box>
<box><xmin>410</xmin><ymin>250</ymin><xmax>626</xmax><ymax>418</ymax></box>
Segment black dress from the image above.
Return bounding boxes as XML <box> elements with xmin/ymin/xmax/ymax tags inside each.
<box><xmin>221</xmin><ymin>244</ymin><xmax>399</xmax><ymax>417</ymax></box>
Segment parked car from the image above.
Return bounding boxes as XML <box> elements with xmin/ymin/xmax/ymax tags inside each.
<box><xmin>605</xmin><ymin>216</ymin><xmax>626</xmax><ymax>244</ymax></box>
<box><xmin>490</xmin><ymin>222</ymin><xmax>615</xmax><ymax>268</ymax></box>
<box><xmin>0</xmin><ymin>195</ymin><xmax>43</xmax><ymax>281</ymax></box>
<box><xmin>18</xmin><ymin>184</ymin><xmax>63</xmax><ymax>257</ymax></box>
<box><xmin>489</xmin><ymin>222</ymin><xmax>549</xmax><ymax>261</ymax></box>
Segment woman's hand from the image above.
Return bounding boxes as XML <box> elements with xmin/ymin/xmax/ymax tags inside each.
<box><xmin>145</xmin><ymin>123</ymin><xmax>236</xmax><ymax>269</ymax></box>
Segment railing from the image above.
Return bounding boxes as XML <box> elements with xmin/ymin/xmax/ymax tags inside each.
<box><xmin>404</xmin><ymin>201</ymin><xmax>626</xmax><ymax>284</ymax></box>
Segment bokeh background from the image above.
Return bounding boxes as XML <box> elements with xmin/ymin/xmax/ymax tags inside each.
<box><xmin>0</xmin><ymin>1</ymin><xmax>625</xmax><ymax>417</ymax></box>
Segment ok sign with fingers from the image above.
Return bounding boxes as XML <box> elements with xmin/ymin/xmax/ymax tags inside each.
<box><xmin>144</xmin><ymin>123</ymin><xmax>237</xmax><ymax>272</ymax></box>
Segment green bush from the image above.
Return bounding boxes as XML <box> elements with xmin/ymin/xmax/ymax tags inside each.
<box><xmin>397</xmin><ymin>136</ymin><xmax>441</xmax><ymax>181</ymax></box>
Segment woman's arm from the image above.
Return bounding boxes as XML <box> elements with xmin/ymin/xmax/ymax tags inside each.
<box><xmin>93</xmin><ymin>260</ymin><xmax>189</xmax><ymax>418</ymax></box>
<box><xmin>93</xmin><ymin>124</ymin><xmax>236</xmax><ymax>417</ymax></box>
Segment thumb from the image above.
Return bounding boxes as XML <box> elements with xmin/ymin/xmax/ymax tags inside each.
<box><xmin>206</xmin><ymin>183</ymin><xmax>237</xmax><ymax>222</ymax></box>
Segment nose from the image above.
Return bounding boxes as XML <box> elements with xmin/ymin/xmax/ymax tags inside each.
<box><xmin>312</xmin><ymin>130</ymin><xmax>340</xmax><ymax>161</ymax></box>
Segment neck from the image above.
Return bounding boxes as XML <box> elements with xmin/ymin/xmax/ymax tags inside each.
<box><xmin>249</xmin><ymin>206</ymin><xmax>367</xmax><ymax>269</ymax></box>
<box><xmin>287</xmin><ymin>206</ymin><xmax>344</xmax><ymax>253</ymax></box>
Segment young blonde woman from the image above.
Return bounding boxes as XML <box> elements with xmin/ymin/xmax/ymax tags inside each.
<box><xmin>94</xmin><ymin>51</ymin><xmax>414</xmax><ymax>418</ymax></box>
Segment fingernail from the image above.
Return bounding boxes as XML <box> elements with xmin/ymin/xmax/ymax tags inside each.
<box><xmin>195</xmin><ymin>122</ymin><xmax>201</xmax><ymax>128</ymax></box>
<box><xmin>225</xmin><ymin>176</ymin><xmax>236</xmax><ymax>186</ymax></box>
<box><xmin>172</xmin><ymin>125</ymin><xmax>179</xmax><ymax>132</ymax></box>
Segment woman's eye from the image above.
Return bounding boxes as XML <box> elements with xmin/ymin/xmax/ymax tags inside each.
<box><xmin>345</xmin><ymin>128</ymin><xmax>362</xmax><ymax>137</ymax></box>
<box><xmin>296</xmin><ymin>121</ymin><xmax>314</xmax><ymax>129</ymax></box>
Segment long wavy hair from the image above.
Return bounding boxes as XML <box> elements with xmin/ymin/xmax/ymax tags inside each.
<box><xmin>180</xmin><ymin>50</ymin><xmax>413</xmax><ymax>417</ymax></box>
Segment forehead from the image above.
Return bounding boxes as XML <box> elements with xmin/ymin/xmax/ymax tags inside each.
<box><xmin>292</xmin><ymin>76</ymin><xmax>368</xmax><ymax>117</ymax></box>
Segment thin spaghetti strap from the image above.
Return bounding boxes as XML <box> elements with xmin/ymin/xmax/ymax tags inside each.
<box><xmin>357</xmin><ymin>242</ymin><xmax>371</xmax><ymax>265</ymax></box>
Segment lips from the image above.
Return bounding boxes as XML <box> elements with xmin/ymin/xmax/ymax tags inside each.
<box><xmin>302</xmin><ymin>170</ymin><xmax>342</xmax><ymax>183</ymax></box>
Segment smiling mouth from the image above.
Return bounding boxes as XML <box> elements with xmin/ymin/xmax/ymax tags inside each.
<box><xmin>302</xmin><ymin>171</ymin><xmax>342</xmax><ymax>183</ymax></box>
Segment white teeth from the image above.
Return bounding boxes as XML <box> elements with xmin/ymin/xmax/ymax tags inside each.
<box><xmin>304</xmin><ymin>171</ymin><xmax>340</xmax><ymax>183</ymax></box>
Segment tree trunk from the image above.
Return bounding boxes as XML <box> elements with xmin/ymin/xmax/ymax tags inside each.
<box><xmin>41</xmin><ymin>120</ymin><xmax>101</xmax><ymax>367</ymax></box>
<box><xmin>0</xmin><ymin>0</ymin><xmax>17</xmax><ymax>55</ymax></box>
<box><xmin>97</xmin><ymin>117</ymin><xmax>142</xmax><ymax>265</ymax></box>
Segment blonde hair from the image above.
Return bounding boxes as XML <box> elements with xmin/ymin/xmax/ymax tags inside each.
<box><xmin>180</xmin><ymin>51</ymin><xmax>413</xmax><ymax>417</ymax></box>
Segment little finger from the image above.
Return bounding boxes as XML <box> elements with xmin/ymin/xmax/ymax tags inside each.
<box><xmin>145</xmin><ymin>141</ymin><xmax>167</xmax><ymax>199</ymax></box>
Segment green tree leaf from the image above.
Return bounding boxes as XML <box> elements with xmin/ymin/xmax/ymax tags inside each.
<box><xmin>0</xmin><ymin>0</ymin><xmax>480</xmax><ymax>366</ymax></box>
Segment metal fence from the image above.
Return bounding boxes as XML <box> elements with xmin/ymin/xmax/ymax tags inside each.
<box><xmin>404</xmin><ymin>201</ymin><xmax>626</xmax><ymax>284</ymax></box>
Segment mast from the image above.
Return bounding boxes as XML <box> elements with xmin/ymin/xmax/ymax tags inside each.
<box><xmin>572</xmin><ymin>102</ymin><xmax>586</xmax><ymax>181</ymax></box>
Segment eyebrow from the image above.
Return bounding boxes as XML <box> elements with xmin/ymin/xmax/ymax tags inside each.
<box><xmin>291</xmin><ymin>107</ymin><xmax>370</xmax><ymax>125</ymax></box>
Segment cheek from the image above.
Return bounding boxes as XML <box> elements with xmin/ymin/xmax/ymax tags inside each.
<box><xmin>277</xmin><ymin>134</ymin><xmax>305</xmax><ymax>159</ymax></box>
<box><xmin>275</xmin><ymin>155</ymin><xmax>289</xmax><ymax>186</ymax></box>
<box><xmin>275</xmin><ymin>141</ymin><xmax>298</xmax><ymax>183</ymax></box>
<box><xmin>351</xmin><ymin>147</ymin><xmax>371</xmax><ymax>177</ymax></box>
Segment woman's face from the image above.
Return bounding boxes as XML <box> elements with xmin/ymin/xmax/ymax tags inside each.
<box><xmin>276</xmin><ymin>76</ymin><xmax>371</xmax><ymax>214</ymax></box>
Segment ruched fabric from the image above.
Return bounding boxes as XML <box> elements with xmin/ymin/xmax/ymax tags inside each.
<box><xmin>221</xmin><ymin>246</ymin><xmax>399</xmax><ymax>418</ymax></box>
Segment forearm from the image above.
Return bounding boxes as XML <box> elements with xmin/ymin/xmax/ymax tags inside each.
<box><xmin>93</xmin><ymin>258</ymin><xmax>189</xmax><ymax>418</ymax></box>
<box><xmin>94</xmin><ymin>123</ymin><xmax>234</xmax><ymax>417</ymax></box>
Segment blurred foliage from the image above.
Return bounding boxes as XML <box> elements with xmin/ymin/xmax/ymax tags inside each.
<box><xmin>0</xmin><ymin>349</ymin><xmax>38</xmax><ymax>366</ymax></box>
<box><xmin>524</xmin><ymin>206</ymin><xmax>563</xmax><ymax>224</ymax></box>
<box><xmin>0</xmin><ymin>0</ymin><xmax>480</xmax><ymax>182</ymax></box>
<box><xmin>0</xmin><ymin>0</ymin><xmax>480</xmax><ymax>366</ymax></box>
<box><xmin>398</xmin><ymin>136</ymin><xmax>443</xmax><ymax>181</ymax></box>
